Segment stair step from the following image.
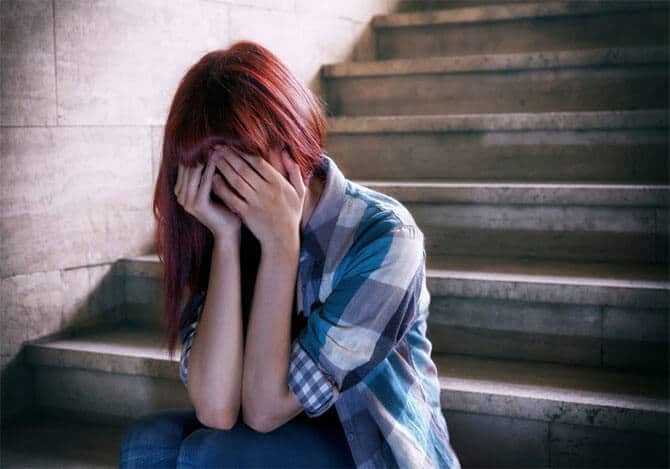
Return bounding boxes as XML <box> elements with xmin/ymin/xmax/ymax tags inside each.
<box><xmin>326</xmin><ymin>109</ymin><xmax>668</xmax><ymax>183</ymax></box>
<box><xmin>23</xmin><ymin>323</ymin><xmax>668</xmax><ymax>435</ymax></box>
<box><xmin>322</xmin><ymin>46</ymin><xmax>668</xmax><ymax>116</ymax></box>
<box><xmin>1</xmin><ymin>411</ymin><xmax>125</xmax><ymax>468</ymax></box>
<box><xmin>373</xmin><ymin>1</ymin><xmax>668</xmax><ymax>59</ymax></box>
<box><xmin>25</xmin><ymin>324</ymin><xmax>191</xmax><ymax>422</ymax></box>
<box><xmin>328</xmin><ymin>109</ymin><xmax>668</xmax><ymax>132</ymax></box>
<box><xmin>120</xmin><ymin>254</ymin><xmax>670</xmax><ymax>307</ymax></box>
<box><xmin>357</xmin><ymin>180</ymin><xmax>669</xmax><ymax>264</ymax></box>
<box><xmin>118</xmin><ymin>254</ymin><xmax>668</xmax><ymax>370</ymax></box>
<box><xmin>425</xmin><ymin>255</ymin><xmax>669</xmax><ymax>370</ymax></box>
<box><xmin>356</xmin><ymin>180</ymin><xmax>669</xmax><ymax>206</ymax></box>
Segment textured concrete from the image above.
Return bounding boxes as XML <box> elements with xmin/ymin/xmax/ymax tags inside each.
<box><xmin>445</xmin><ymin>410</ymin><xmax>549</xmax><ymax>468</ymax></box>
<box><xmin>435</xmin><ymin>353</ymin><xmax>669</xmax><ymax>434</ymax></box>
<box><xmin>54</xmin><ymin>0</ymin><xmax>229</xmax><ymax>126</ymax></box>
<box><xmin>1</xmin><ymin>412</ymin><xmax>126</xmax><ymax>469</ymax></box>
<box><xmin>23</xmin><ymin>324</ymin><xmax>669</xmax><ymax>438</ymax></box>
<box><xmin>323</xmin><ymin>45</ymin><xmax>670</xmax><ymax>77</ymax></box>
<box><xmin>374</xmin><ymin>1</ymin><xmax>668</xmax><ymax>59</ymax></box>
<box><xmin>326</xmin><ymin>111</ymin><xmax>668</xmax><ymax>183</ymax></box>
<box><xmin>406</xmin><ymin>201</ymin><xmax>665</xmax><ymax>264</ymax></box>
<box><xmin>0</xmin><ymin>126</ymin><xmax>155</xmax><ymax>278</ymax></box>
<box><xmin>323</xmin><ymin>48</ymin><xmax>668</xmax><ymax>116</ymax></box>
<box><xmin>549</xmin><ymin>421</ymin><xmax>669</xmax><ymax>467</ymax></box>
<box><xmin>374</xmin><ymin>1</ymin><xmax>666</xmax><ymax>27</ymax></box>
<box><xmin>119</xmin><ymin>253</ymin><xmax>669</xmax><ymax>370</ymax></box>
<box><xmin>328</xmin><ymin>109</ymin><xmax>668</xmax><ymax>132</ymax></box>
<box><xmin>0</xmin><ymin>0</ymin><xmax>57</xmax><ymax>126</ymax></box>
<box><xmin>3</xmin><ymin>396</ymin><xmax>665</xmax><ymax>469</ymax></box>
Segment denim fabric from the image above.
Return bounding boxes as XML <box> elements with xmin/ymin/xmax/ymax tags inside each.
<box><xmin>120</xmin><ymin>407</ymin><xmax>356</xmax><ymax>468</ymax></box>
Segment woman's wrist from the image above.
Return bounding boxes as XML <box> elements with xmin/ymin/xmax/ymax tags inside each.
<box><xmin>213</xmin><ymin>231</ymin><xmax>241</xmax><ymax>253</ymax></box>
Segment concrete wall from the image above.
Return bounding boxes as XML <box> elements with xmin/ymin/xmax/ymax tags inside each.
<box><xmin>0</xmin><ymin>0</ymin><xmax>400</xmax><ymax>424</ymax></box>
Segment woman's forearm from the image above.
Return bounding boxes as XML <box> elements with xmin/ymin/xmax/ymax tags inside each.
<box><xmin>242</xmin><ymin>240</ymin><xmax>300</xmax><ymax>428</ymax></box>
<box><xmin>186</xmin><ymin>235</ymin><xmax>243</xmax><ymax>429</ymax></box>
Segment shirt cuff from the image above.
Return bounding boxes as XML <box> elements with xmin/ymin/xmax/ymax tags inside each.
<box><xmin>287</xmin><ymin>338</ymin><xmax>339</xmax><ymax>417</ymax></box>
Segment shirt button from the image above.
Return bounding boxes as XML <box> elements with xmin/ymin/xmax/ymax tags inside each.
<box><xmin>347</xmin><ymin>432</ymin><xmax>355</xmax><ymax>442</ymax></box>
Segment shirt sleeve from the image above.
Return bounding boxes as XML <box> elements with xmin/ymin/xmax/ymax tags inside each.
<box><xmin>178</xmin><ymin>289</ymin><xmax>206</xmax><ymax>387</ymax></box>
<box><xmin>287</xmin><ymin>218</ymin><xmax>425</xmax><ymax>417</ymax></box>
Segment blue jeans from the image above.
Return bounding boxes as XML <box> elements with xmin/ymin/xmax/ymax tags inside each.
<box><xmin>119</xmin><ymin>407</ymin><xmax>356</xmax><ymax>468</ymax></box>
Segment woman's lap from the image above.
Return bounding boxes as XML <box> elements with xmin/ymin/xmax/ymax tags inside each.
<box><xmin>119</xmin><ymin>407</ymin><xmax>356</xmax><ymax>469</ymax></box>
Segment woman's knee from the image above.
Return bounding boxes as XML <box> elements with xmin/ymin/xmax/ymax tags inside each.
<box><xmin>177</xmin><ymin>420</ymin><xmax>256</xmax><ymax>468</ymax></box>
<box><xmin>120</xmin><ymin>408</ymin><xmax>199</xmax><ymax>466</ymax></box>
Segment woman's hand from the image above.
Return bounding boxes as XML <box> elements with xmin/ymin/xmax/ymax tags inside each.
<box><xmin>174</xmin><ymin>156</ymin><xmax>242</xmax><ymax>243</ymax></box>
<box><xmin>210</xmin><ymin>145</ymin><xmax>306</xmax><ymax>252</ymax></box>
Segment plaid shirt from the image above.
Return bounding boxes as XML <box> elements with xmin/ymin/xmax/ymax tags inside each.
<box><xmin>179</xmin><ymin>154</ymin><xmax>461</xmax><ymax>469</ymax></box>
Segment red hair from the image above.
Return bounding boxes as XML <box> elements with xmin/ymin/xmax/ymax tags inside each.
<box><xmin>153</xmin><ymin>41</ymin><xmax>327</xmax><ymax>359</ymax></box>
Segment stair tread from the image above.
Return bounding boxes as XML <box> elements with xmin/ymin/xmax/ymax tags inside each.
<box><xmin>353</xmin><ymin>179</ymin><xmax>669</xmax><ymax>206</ymax></box>
<box><xmin>1</xmin><ymin>412</ymin><xmax>125</xmax><ymax>468</ymax></box>
<box><xmin>327</xmin><ymin>109</ymin><xmax>668</xmax><ymax>132</ymax></box>
<box><xmin>357</xmin><ymin>180</ymin><xmax>670</xmax><ymax>188</ymax></box>
<box><xmin>26</xmin><ymin>323</ymin><xmax>669</xmax><ymax>417</ymax></box>
<box><xmin>433</xmin><ymin>353</ymin><xmax>667</xmax><ymax>412</ymax></box>
<box><xmin>323</xmin><ymin>45</ymin><xmax>669</xmax><ymax>78</ymax></box>
<box><xmin>372</xmin><ymin>0</ymin><xmax>665</xmax><ymax>28</ymax></box>
<box><xmin>119</xmin><ymin>253</ymin><xmax>669</xmax><ymax>289</ymax></box>
<box><xmin>426</xmin><ymin>255</ymin><xmax>669</xmax><ymax>288</ymax></box>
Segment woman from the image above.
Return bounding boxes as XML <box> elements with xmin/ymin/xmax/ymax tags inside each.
<box><xmin>120</xmin><ymin>40</ymin><xmax>461</xmax><ymax>469</ymax></box>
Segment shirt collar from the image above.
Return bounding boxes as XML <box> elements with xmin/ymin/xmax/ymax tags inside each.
<box><xmin>300</xmin><ymin>153</ymin><xmax>347</xmax><ymax>260</ymax></box>
<box><xmin>296</xmin><ymin>154</ymin><xmax>347</xmax><ymax>316</ymax></box>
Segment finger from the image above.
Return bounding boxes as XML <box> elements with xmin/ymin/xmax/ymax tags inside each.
<box><xmin>212</xmin><ymin>172</ymin><xmax>247</xmax><ymax>216</ymax></box>
<box><xmin>214</xmin><ymin>147</ymin><xmax>263</xmax><ymax>193</ymax></box>
<box><xmin>282</xmin><ymin>150</ymin><xmax>306</xmax><ymax>198</ymax></box>
<box><xmin>196</xmin><ymin>158</ymin><xmax>217</xmax><ymax>203</ymax></box>
<box><xmin>215</xmin><ymin>144</ymin><xmax>276</xmax><ymax>185</ymax></box>
<box><xmin>213</xmin><ymin>159</ymin><xmax>254</xmax><ymax>203</ymax></box>
<box><xmin>185</xmin><ymin>162</ymin><xmax>204</xmax><ymax>206</ymax></box>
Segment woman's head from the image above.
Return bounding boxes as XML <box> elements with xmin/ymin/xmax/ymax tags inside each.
<box><xmin>153</xmin><ymin>40</ymin><xmax>328</xmax><ymax>356</ymax></box>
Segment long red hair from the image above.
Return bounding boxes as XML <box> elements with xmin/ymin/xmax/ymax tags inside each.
<box><xmin>153</xmin><ymin>41</ymin><xmax>327</xmax><ymax>359</ymax></box>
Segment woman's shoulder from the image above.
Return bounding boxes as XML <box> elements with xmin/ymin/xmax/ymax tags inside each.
<box><xmin>341</xmin><ymin>179</ymin><xmax>423</xmax><ymax>243</ymax></box>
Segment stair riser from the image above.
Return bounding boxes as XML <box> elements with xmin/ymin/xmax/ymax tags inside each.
<box><xmin>327</xmin><ymin>131</ymin><xmax>669</xmax><ymax>183</ymax></box>
<box><xmin>428</xmin><ymin>325</ymin><xmax>667</xmax><ymax>372</ymax></box>
<box><xmin>324</xmin><ymin>65</ymin><xmax>668</xmax><ymax>116</ymax></box>
<box><xmin>426</xmin><ymin>290</ymin><xmax>668</xmax><ymax>370</ymax></box>
<box><xmin>376</xmin><ymin>9</ymin><xmax>668</xmax><ymax>59</ymax></box>
<box><xmin>427</xmin><ymin>274</ymin><xmax>670</xmax><ymax>370</ymax></box>
<box><xmin>409</xmin><ymin>203</ymin><xmax>668</xmax><ymax>263</ymax></box>
<box><xmin>125</xmin><ymin>274</ymin><xmax>162</xmax><ymax>328</ymax></box>
<box><xmin>445</xmin><ymin>410</ymin><xmax>669</xmax><ymax>468</ymax></box>
<box><xmin>31</xmin><ymin>366</ymin><xmax>190</xmax><ymax>421</ymax></box>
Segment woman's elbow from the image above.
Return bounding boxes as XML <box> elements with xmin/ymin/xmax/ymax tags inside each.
<box><xmin>195</xmin><ymin>404</ymin><xmax>239</xmax><ymax>430</ymax></box>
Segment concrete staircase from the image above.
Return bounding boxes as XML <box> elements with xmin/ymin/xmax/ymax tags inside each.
<box><xmin>4</xmin><ymin>1</ymin><xmax>669</xmax><ymax>467</ymax></box>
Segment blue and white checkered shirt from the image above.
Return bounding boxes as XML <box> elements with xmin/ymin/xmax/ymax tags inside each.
<box><xmin>178</xmin><ymin>154</ymin><xmax>461</xmax><ymax>469</ymax></box>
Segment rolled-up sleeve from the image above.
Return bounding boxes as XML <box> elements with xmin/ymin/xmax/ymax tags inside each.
<box><xmin>287</xmin><ymin>219</ymin><xmax>425</xmax><ymax>417</ymax></box>
<box><xmin>287</xmin><ymin>339</ymin><xmax>339</xmax><ymax>417</ymax></box>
